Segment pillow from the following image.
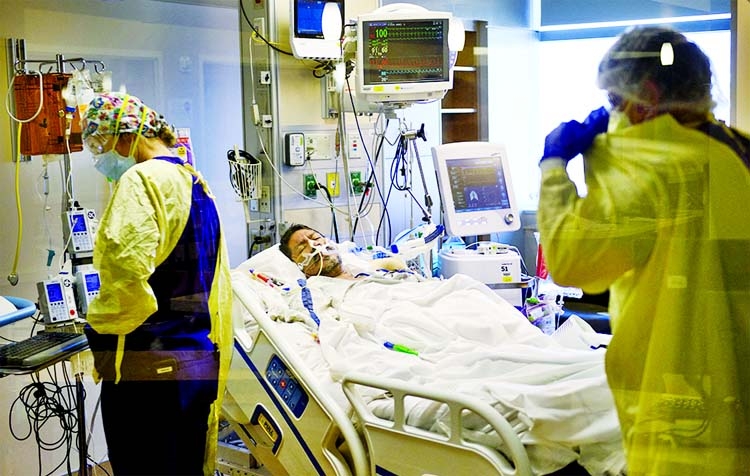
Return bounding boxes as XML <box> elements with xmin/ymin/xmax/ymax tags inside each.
<box><xmin>234</xmin><ymin>244</ymin><xmax>305</xmax><ymax>286</ymax></box>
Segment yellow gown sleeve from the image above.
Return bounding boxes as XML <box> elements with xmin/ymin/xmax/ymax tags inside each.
<box><xmin>537</xmin><ymin>134</ymin><xmax>660</xmax><ymax>294</ymax></box>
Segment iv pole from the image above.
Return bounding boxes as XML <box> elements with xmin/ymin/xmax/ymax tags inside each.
<box><xmin>7</xmin><ymin>37</ymin><xmax>104</xmax><ymax>476</ymax></box>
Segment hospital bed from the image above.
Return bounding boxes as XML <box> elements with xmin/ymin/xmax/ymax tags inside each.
<box><xmin>221</xmin><ymin>245</ymin><xmax>626</xmax><ymax>476</ymax></box>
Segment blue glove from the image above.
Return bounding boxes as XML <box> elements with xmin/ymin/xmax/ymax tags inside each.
<box><xmin>541</xmin><ymin>107</ymin><xmax>609</xmax><ymax>163</ymax></box>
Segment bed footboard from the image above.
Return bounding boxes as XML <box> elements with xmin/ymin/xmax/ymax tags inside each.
<box><xmin>342</xmin><ymin>371</ymin><xmax>532</xmax><ymax>476</ymax></box>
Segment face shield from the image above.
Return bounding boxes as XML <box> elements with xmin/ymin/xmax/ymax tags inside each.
<box><xmin>596</xmin><ymin>26</ymin><xmax>714</xmax><ymax>118</ymax></box>
<box><xmin>84</xmin><ymin>99</ymin><xmax>147</xmax><ymax>181</ymax></box>
<box><xmin>84</xmin><ymin>133</ymin><xmax>118</xmax><ymax>156</ymax></box>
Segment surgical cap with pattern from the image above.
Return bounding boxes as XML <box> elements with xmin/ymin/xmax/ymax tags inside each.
<box><xmin>82</xmin><ymin>93</ymin><xmax>170</xmax><ymax>141</ymax></box>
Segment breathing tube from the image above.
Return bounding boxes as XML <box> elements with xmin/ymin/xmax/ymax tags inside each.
<box><xmin>297</xmin><ymin>238</ymin><xmax>338</xmax><ymax>274</ymax></box>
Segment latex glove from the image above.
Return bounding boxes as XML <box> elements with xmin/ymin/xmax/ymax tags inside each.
<box><xmin>541</xmin><ymin>107</ymin><xmax>609</xmax><ymax>163</ymax></box>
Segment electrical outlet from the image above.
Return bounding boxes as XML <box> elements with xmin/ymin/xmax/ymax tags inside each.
<box><xmin>259</xmin><ymin>185</ymin><xmax>271</xmax><ymax>213</ymax></box>
<box><xmin>253</xmin><ymin>17</ymin><xmax>265</xmax><ymax>38</ymax></box>
<box><xmin>303</xmin><ymin>174</ymin><xmax>317</xmax><ymax>198</ymax></box>
<box><xmin>326</xmin><ymin>172</ymin><xmax>340</xmax><ymax>198</ymax></box>
<box><xmin>350</xmin><ymin>171</ymin><xmax>364</xmax><ymax>194</ymax></box>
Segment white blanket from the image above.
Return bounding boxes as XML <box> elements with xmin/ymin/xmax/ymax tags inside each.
<box><xmin>233</xmin><ymin>267</ymin><xmax>625</xmax><ymax>476</ymax></box>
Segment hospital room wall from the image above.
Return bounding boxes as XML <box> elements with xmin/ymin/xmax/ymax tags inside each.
<box><xmin>242</xmin><ymin>0</ymin><xmax>440</xmax><ymax>247</ymax></box>
<box><xmin>264</xmin><ymin>1</ymin><xmax>527</xmax><ymax>248</ymax></box>
<box><xmin>266</xmin><ymin>0</ymin><xmax>384</xmax><ymax>244</ymax></box>
<box><xmin>0</xmin><ymin>1</ymin><xmax>242</xmax><ymax>474</ymax></box>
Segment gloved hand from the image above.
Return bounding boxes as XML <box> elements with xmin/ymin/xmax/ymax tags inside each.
<box><xmin>541</xmin><ymin>107</ymin><xmax>609</xmax><ymax>163</ymax></box>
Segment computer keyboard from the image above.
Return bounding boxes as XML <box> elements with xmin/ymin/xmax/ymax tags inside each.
<box><xmin>0</xmin><ymin>332</ymin><xmax>88</xmax><ymax>369</ymax></box>
<box><xmin>652</xmin><ymin>394</ymin><xmax>707</xmax><ymax>420</ymax></box>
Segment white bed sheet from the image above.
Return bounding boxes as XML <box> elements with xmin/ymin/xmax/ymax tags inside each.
<box><xmin>231</xmin><ymin>249</ymin><xmax>626</xmax><ymax>475</ymax></box>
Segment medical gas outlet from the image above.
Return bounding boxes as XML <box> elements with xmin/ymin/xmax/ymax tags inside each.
<box><xmin>303</xmin><ymin>174</ymin><xmax>317</xmax><ymax>198</ymax></box>
<box><xmin>350</xmin><ymin>171</ymin><xmax>364</xmax><ymax>194</ymax></box>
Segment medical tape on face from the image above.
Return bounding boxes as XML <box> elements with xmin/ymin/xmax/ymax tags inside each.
<box><xmin>297</xmin><ymin>239</ymin><xmax>335</xmax><ymax>271</ymax></box>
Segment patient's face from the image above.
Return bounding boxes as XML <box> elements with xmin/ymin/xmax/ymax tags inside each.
<box><xmin>288</xmin><ymin>229</ymin><xmax>344</xmax><ymax>278</ymax></box>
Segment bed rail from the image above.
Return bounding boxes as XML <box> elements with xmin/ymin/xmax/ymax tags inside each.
<box><xmin>229</xmin><ymin>281</ymin><xmax>370</xmax><ymax>476</ymax></box>
<box><xmin>342</xmin><ymin>371</ymin><xmax>533</xmax><ymax>476</ymax></box>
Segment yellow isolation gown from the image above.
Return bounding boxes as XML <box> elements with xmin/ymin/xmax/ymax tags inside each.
<box><xmin>538</xmin><ymin>113</ymin><xmax>750</xmax><ymax>475</ymax></box>
<box><xmin>87</xmin><ymin>158</ymin><xmax>233</xmax><ymax>476</ymax></box>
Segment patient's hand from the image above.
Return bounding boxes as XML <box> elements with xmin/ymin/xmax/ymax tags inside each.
<box><xmin>371</xmin><ymin>256</ymin><xmax>408</xmax><ymax>271</ymax></box>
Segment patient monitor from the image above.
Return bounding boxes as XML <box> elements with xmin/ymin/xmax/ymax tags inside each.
<box><xmin>290</xmin><ymin>0</ymin><xmax>344</xmax><ymax>60</ymax></box>
<box><xmin>355</xmin><ymin>6</ymin><xmax>455</xmax><ymax>106</ymax></box>
<box><xmin>432</xmin><ymin>142</ymin><xmax>520</xmax><ymax>237</ymax></box>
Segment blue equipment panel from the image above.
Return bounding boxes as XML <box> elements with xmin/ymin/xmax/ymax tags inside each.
<box><xmin>266</xmin><ymin>354</ymin><xmax>308</xmax><ymax>418</ymax></box>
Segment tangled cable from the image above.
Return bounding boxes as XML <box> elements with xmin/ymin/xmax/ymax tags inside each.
<box><xmin>9</xmin><ymin>370</ymin><xmax>83</xmax><ymax>476</ymax></box>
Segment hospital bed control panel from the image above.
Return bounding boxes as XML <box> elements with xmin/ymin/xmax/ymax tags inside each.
<box><xmin>266</xmin><ymin>355</ymin><xmax>309</xmax><ymax>418</ymax></box>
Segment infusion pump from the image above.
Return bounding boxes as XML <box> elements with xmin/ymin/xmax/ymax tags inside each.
<box><xmin>439</xmin><ymin>244</ymin><xmax>524</xmax><ymax>307</ymax></box>
<box><xmin>37</xmin><ymin>269</ymin><xmax>101</xmax><ymax>324</ymax></box>
<box><xmin>66</xmin><ymin>208</ymin><xmax>98</xmax><ymax>255</ymax></box>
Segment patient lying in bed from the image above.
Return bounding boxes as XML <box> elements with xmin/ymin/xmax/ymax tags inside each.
<box><xmin>278</xmin><ymin>223</ymin><xmax>417</xmax><ymax>280</ymax></box>
<box><xmin>234</xmin><ymin>229</ymin><xmax>625</xmax><ymax>475</ymax></box>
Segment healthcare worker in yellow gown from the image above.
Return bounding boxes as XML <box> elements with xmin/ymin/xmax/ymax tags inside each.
<box><xmin>537</xmin><ymin>26</ymin><xmax>750</xmax><ymax>475</ymax></box>
<box><xmin>81</xmin><ymin>93</ymin><xmax>232</xmax><ymax>475</ymax></box>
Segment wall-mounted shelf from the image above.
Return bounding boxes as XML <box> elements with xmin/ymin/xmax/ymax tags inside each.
<box><xmin>453</xmin><ymin>65</ymin><xmax>477</xmax><ymax>72</ymax></box>
<box><xmin>441</xmin><ymin>21</ymin><xmax>488</xmax><ymax>144</ymax></box>
<box><xmin>441</xmin><ymin>108</ymin><xmax>478</xmax><ymax>114</ymax></box>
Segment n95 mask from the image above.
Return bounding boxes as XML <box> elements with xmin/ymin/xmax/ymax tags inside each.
<box><xmin>608</xmin><ymin>109</ymin><xmax>632</xmax><ymax>132</ymax></box>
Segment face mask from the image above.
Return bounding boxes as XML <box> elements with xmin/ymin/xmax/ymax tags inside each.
<box><xmin>94</xmin><ymin>150</ymin><xmax>136</xmax><ymax>181</ymax></box>
<box><xmin>608</xmin><ymin>109</ymin><xmax>632</xmax><ymax>132</ymax></box>
<box><xmin>93</xmin><ymin>127</ymin><xmax>143</xmax><ymax>181</ymax></box>
<box><xmin>91</xmin><ymin>98</ymin><xmax>145</xmax><ymax>181</ymax></box>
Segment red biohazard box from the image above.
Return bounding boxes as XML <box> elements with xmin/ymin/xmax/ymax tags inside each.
<box><xmin>13</xmin><ymin>73</ymin><xmax>83</xmax><ymax>156</ymax></box>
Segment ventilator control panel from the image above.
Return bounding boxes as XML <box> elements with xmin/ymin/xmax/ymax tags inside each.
<box><xmin>266</xmin><ymin>354</ymin><xmax>308</xmax><ymax>418</ymax></box>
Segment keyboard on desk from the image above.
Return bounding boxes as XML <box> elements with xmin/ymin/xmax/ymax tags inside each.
<box><xmin>0</xmin><ymin>332</ymin><xmax>88</xmax><ymax>369</ymax></box>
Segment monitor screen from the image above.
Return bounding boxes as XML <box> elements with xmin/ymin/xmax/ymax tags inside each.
<box><xmin>446</xmin><ymin>157</ymin><xmax>511</xmax><ymax>213</ymax></box>
<box><xmin>356</xmin><ymin>10</ymin><xmax>453</xmax><ymax>105</ymax></box>
<box><xmin>70</xmin><ymin>213</ymin><xmax>87</xmax><ymax>232</ymax></box>
<box><xmin>295</xmin><ymin>0</ymin><xmax>329</xmax><ymax>38</ymax></box>
<box><xmin>290</xmin><ymin>0</ymin><xmax>344</xmax><ymax>59</ymax></box>
<box><xmin>46</xmin><ymin>282</ymin><xmax>64</xmax><ymax>303</ymax></box>
<box><xmin>361</xmin><ymin>18</ymin><xmax>449</xmax><ymax>86</ymax></box>
<box><xmin>432</xmin><ymin>142</ymin><xmax>519</xmax><ymax>237</ymax></box>
<box><xmin>84</xmin><ymin>272</ymin><xmax>101</xmax><ymax>292</ymax></box>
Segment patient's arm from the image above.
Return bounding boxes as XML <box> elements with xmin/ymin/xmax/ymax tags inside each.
<box><xmin>371</xmin><ymin>256</ymin><xmax>408</xmax><ymax>271</ymax></box>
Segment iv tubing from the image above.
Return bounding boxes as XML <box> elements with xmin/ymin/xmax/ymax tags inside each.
<box><xmin>8</xmin><ymin>125</ymin><xmax>23</xmax><ymax>285</ymax></box>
